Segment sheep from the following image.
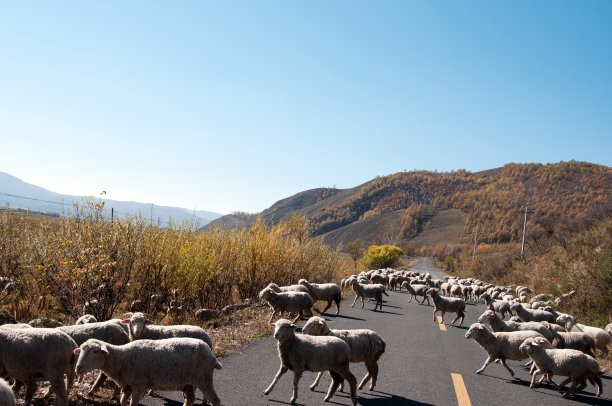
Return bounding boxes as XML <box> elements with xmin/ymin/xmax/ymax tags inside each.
<box><xmin>0</xmin><ymin>327</ymin><xmax>77</xmax><ymax>406</ymax></box>
<box><xmin>480</xmin><ymin>293</ymin><xmax>512</xmax><ymax>319</ymax></box>
<box><xmin>519</xmin><ymin>336</ymin><xmax>604</xmax><ymax>397</ymax></box>
<box><xmin>265</xmin><ymin>282</ymin><xmax>310</xmax><ymax>294</ymax></box>
<box><xmin>401</xmin><ymin>282</ymin><xmax>430</xmax><ymax>305</ymax></box>
<box><xmin>556</xmin><ymin>314</ymin><xmax>610</xmax><ymax>357</ymax></box>
<box><xmin>195</xmin><ymin>308</ymin><xmax>220</xmax><ymax>322</ymax></box>
<box><xmin>121</xmin><ymin>312</ymin><xmax>213</xmax><ymax>349</ymax></box>
<box><xmin>258</xmin><ymin>287</ymin><xmax>318</xmax><ymax>323</ymax></box>
<box><xmin>547</xmin><ymin>330</ymin><xmax>597</xmax><ymax>357</ymax></box>
<box><xmin>477</xmin><ymin>310</ymin><xmax>553</xmax><ymax>341</ymax></box>
<box><xmin>263</xmin><ymin>318</ymin><xmax>357</xmax><ymax>406</ymax></box>
<box><xmin>302</xmin><ymin>316</ymin><xmax>386</xmax><ymax>391</ymax></box>
<box><xmin>530</xmin><ymin>293</ymin><xmax>551</xmax><ymax>304</ymax></box>
<box><xmin>298</xmin><ymin>279</ymin><xmax>342</xmax><ymax>314</ymax></box>
<box><xmin>427</xmin><ymin>288</ymin><xmax>465</xmax><ymax>325</ymax></box>
<box><xmin>75</xmin><ymin>314</ymin><xmax>97</xmax><ymax>325</ymax></box>
<box><xmin>0</xmin><ymin>378</ymin><xmax>15</xmax><ymax>406</ymax></box>
<box><xmin>349</xmin><ymin>279</ymin><xmax>388</xmax><ymax>311</ymax></box>
<box><xmin>58</xmin><ymin>319</ymin><xmax>131</xmax><ymax>395</ymax></box>
<box><xmin>510</xmin><ymin>303</ymin><xmax>555</xmax><ymax>323</ymax></box>
<box><xmin>75</xmin><ymin>338</ymin><xmax>222</xmax><ymax>406</ymax></box>
<box><xmin>464</xmin><ymin>322</ymin><xmax>544</xmax><ymax>377</ymax></box>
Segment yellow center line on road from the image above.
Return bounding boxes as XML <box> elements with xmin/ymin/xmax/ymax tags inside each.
<box><xmin>451</xmin><ymin>373</ymin><xmax>472</xmax><ymax>406</ymax></box>
<box><xmin>437</xmin><ymin>316</ymin><xmax>446</xmax><ymax>331</ymax></box>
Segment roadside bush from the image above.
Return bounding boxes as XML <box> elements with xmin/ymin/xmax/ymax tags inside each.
<box><xmin>363</xmin><ymin>245</ymin><xmax>404</xmax><ymax>269</ymax></box>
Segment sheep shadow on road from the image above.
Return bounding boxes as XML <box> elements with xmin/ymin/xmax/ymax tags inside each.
<box><xmin>357</xmin><ymin>391</ymin><xmax>436</xmax><ymax>405</ymax></box>
<box><xmin>324</xmin><ymin>313</ymin><xmax>366</xmax><ymax>321</ymax></box>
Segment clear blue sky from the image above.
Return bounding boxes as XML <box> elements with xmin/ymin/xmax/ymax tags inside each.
<box><xmin>1</xmin><ymin>1</ymin><xmax>610</xmax><ymax>214</ymax></box>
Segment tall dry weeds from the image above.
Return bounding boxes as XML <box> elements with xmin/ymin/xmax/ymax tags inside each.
<box><xmin>0</xmin><ymin>203</ymin><xmax>339</xmax><ymax>323</ymax></box>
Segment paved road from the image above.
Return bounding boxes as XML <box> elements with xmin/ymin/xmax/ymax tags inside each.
<box><xmin>143</xmin><ymin>257</ymin><xmax>610</xmax><ymax>405</ymax></box>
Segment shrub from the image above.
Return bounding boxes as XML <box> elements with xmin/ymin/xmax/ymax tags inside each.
<box><xmin>363</xmin><ymin>245</ymin><xmax>404</xmax><ymax>269</ymax></box>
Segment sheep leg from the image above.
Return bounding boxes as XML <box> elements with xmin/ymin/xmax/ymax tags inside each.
<box><xmin>476</xmin><ymin>356</ymin><xmax>493</xmax><ymax>374</ymax></box>
<box><xmin>129</xmin><ymin>386</ymin><xmax>145</xmax><ymax>406</ymax></box>
<box><xmin>333</xmin><ymin>367</ymin><xmax>357</xmax><ymax>406</ymax></box>
<box><xmin>292</xmin><ymin>312</ymin><xmax>302</xmax><ymax>323</ymax></box>
<box><xmin>432</xmin><ymin>308</ymin><xmax>438</xmax><ymax>322</ymax></box>
<box><xmin>408</xmin><ymin>294</ymin><xmax>413</xmax><ymax>303</ymax></box>
<box><xmin>325</xmin><ymin>370</ymin><xmax>343</xmax><ymax>402</ymax></box>
<box><xmin>351</xmin><ymin>295</ymin><xmax>359</xmax><ymax>307</ymax></box>
<box><xmin>199</xmin><ymin>379</ymin><xmax>221</xmax><ymax>406</ymax></box>
<box><xmin>529</xmin><ymin>368</ymin><xmax>540</xmax><ymax>388</ymax></box>
<box><xmin>49</xmin><ymin>377</ymin><xmax>68</xmax><ymax>406</ymax></box>
<box><xmin>309</xmin><ymin>371</ymin><xmax>324</xmax><ymax>391</ymax></box>
<box><xmin>268</xmin><ymin>310</ymin><xmax>278</xmax><ymax>323</ymax></box>
<box><xmin>120</xmin><ymin>388</ymin><xmax>131</xmax><ymax>406</ymax></box>
<box><xmin>290</xmin><ymin>369</ymin><xmax>303</xmax><ymax>404</ymax></box>
<box><xmin>592</xmin><ymin>376</ymin><xmax>602</xmax><ymax>397</ymax></box>
<box><xmin>334</xmin><ymin>296</ymin><xmax>341</xmax><ymax>315</ymax></box>
<box><xmin>23</xmin><ymin>381</ymin><xmax>37</xmax><ymax>406</ymax></box>
<box><xmin>182</xmin><ymin>385</ymin><xmax>195</xmax><ymax>406</ymax></box>
<box><xmin>88</xmin><ymin>371</ymin><xmax>108</xmax><ymax>395</ymax></box>
<box><xmin>440</xmin><ymin>311</ymin><xmax>446</xmax><ymax>324</ymax></box>
<box><xmin>321</xmin><ymin>301</ymin><xmax>332</xmax><ymax>314</ymax></box>
<box><xmin>263</xmin><ymin>365</ymin><xmax>288</xmax><ymax>395</ymax></box>
<box><xmin>499</xmin><ymin>358</ymin><xmax>515</xmax><ymax>378</ymax></box>
<box><xmin>562</xmin><ymin>379</ymin><xmax>579</xmax><ymax>397</ymax></box>
<box><xmin>358</xmin><ymin>360</ymin><xmax>375</xmax><ymax>390</ymax></box>
<box><xmin>361</xmin><ymin>296</ymin><xmax>365</xmax><ymax>308</ymax></box>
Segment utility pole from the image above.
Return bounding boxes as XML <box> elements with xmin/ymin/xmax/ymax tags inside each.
<box><xmin>520</xmin><ymin>203</ymin><xmax>532</xmax><ymax>259</ymax></box>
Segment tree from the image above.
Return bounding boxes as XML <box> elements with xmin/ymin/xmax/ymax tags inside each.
<box><xmin>363</xmin><ymin>245</ymin><xmax>404</xmax><ymax>269</ymax></box>
<box><xmin>347</xmin><ymin>239</ymin><xmax>363</xmax><ymax>270</ymax></box>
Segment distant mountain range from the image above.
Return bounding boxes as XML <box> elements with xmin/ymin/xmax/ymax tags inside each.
<box><xmin>0</xmin><ymin>171</ymin><xmax>223</xmax><ymax>226</ymax></box>
<box><xmin>207</xmin><ymin>161</ymin><xmax>612</xmax><ymax>250</ymax></box>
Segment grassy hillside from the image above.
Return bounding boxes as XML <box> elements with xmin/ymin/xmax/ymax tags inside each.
<box><xmin>208</xmin><ymin>161</ymin><xmax>612</xmax><ymax>251</ymax></box>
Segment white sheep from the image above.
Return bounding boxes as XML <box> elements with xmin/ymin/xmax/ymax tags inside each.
<box><xmin>0</xmin><ymin>378</ymin><xmax>15</xmax><ymax>406</ymax></box>
<box><xmin>401</xmin><ymin>282</ymin><xmax>430</xmax><ymax>305</ymax></box>
<box><xmin>477</xmin><ymin>310</ymin><xmax>553</xmax><ymax>341</ymax></box>
<box><xmin>258</xmin><ymin>287</ymin><xmax>318</xmax><ymax>323</ymax></box>
<box><xmin>548</xmin><ymin>330</ymin><xmax>597</xmax><ymax>357</ymax></box>
<box><xmin>0</xmin><ymin>328</ymin><xmax>77</xmax><ymax>406</ymax></box>
<box><xmin>263</xmin><ymin>319</ymin><xmax>357</xmax><ymax>405</ymax></box>
<box><xmin>349</xmin><ymin>279</ymin><xmax>388</xmax><ymax>311</ymax></box>
<box><xmin>58</xmin><ymin>319</ymin><xmax>131</xmax><ymax>395</ymax></box>
<box><xmin>464</xmin><ymin>322</ymin><xmax>544</xmax><ymax>377</ymax></box>
<box><xmin>427</xmin><ymin>289</ymin><xmax>465</xmax><ymax>325</ymax></box>
<box><xmin>298</xmin><ymin>279</ymin><xmax>342</xmax><ymax>314</ymax></box>
<box><xmin>75</xmin><ymin>338</ymin><xmax>222</xmax><ymax>406</ymax></box>
<box><xmin>556</xmin><ymin>314</ymin><xmax>610</xmax><ymax>357</ymax></box>
<box><xmin>302</xmin><ymin>316</ymin><xmax>386</xmax><ymax>391</ymax></box>
<box><xmin>265</xmin><ymin>282</ymin><xmax>310</xmax><ymax>294</ymax></box>
<box><xmin>480</xmin><ymin>293</ymin><xmax>512</xmax><ymax>319</ymax></box>
<box><xmin>121</xmin><ymin>312</ymin><xmax>213</xmax><ymax>349</ymax></box>
<box><xmin>75</xmin><ymin>314</ymin><xmax>97</xmax><ymax>325</ymax></box>
<box><xmin>510</xmin><ymin>303</ymin><xmax>555</xmax><ymax>323</ymax></box>
<box><xmin>519</xmin><ymin>336</ymin><xmax>604</xmax><ymax>397</ymax></box>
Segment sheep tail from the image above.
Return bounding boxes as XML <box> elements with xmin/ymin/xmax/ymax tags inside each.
<box><xmin>215</xmin><ymin>360</ymin><xmax>223</xmax><ymax>370</ymax></box>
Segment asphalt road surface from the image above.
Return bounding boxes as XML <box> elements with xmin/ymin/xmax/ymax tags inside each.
<box><xmin>142</xmin><ymin>257</ymin><xmax>611</xmax><ymax>406</ymax></box>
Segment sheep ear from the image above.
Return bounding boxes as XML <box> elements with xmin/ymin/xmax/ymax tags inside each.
<box><xmin>290</xmin><ymin>323</ymin><xmax>297</xmax><ymax>329</ymax></box>
<box><xmin>100</xmin><ymin>344</ymin><xmax>109</xmax><ymax>354</ymax></box>
<box><xmin>73</xmin><ymin>348</ymin><xmax>81</xmax><ymax>355</ymax></box>
<box><xmin>120</xmin><ymin>319</ymin><xmax>130</xmax><ymax>324</ymax></box>
<box><xmin>145</xmin><ymin>319</ymin><xmax>155</xmax><ymax>325</ymax></box>
<box><xmin>269</xmin><ymin>323</ymin><xmax>275</xmax><ymax>327</ymax></box>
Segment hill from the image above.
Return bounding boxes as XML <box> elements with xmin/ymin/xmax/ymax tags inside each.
<box><xmin>0</xmin><ymin>171</ymin><xmax>223</xmax><ymax>226</ymax></box>
<box><xmin>207</xmin><ymin>161</ymin><xmax>612</xmax><ymax>250</ymax></box>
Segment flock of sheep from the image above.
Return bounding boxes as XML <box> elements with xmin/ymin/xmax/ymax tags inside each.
<box><xmin>258</xmin><ymin>269</ymin><xmax>610</xmax><ymax>404</ymax></box>
<box><xmin>0</xmin><ymin>265</ymin><xmax>610</xmax><ymax>406</ymax></box>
